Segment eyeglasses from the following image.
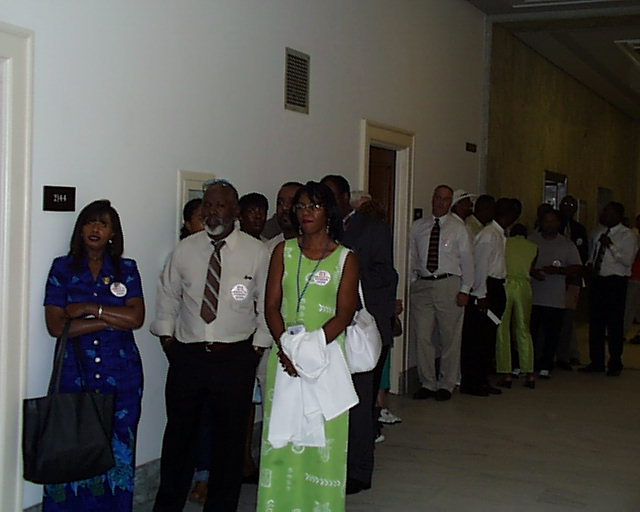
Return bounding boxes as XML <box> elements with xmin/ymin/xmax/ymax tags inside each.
<box><xmin>294</xmin><ymin>202</ymin><xmax>324</xmax><ymax>212</ymax></box>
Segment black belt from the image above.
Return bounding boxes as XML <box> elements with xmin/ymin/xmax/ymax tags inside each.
<box><xmin>179</xmin><ymin>337</ymin><xmax>252</xmax><ymax>353</ymax></box>
<box><xmin>419</xmin><ymin>273</ymin><xmax>453</xmax><ymax>281</ymax></box>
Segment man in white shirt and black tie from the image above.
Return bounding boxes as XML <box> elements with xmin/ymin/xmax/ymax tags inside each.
<box><xmin>580</xmin><ymin>202</ymin><xmax>638</xmax><ymax>376</ymax></box>
<box><xmin>151</xmin><ymin>179</ymin><xmax>271</xmax><ymax>512</ymax></box>
<box><xmin>410</xmin><ymin>184</ymin><xmax>474</xmax><ymax>401</ymax></box>
<box><xmin>460</xmin><ymin>198</ymin><xmax>518</xmax><ymax>396</ymax></box>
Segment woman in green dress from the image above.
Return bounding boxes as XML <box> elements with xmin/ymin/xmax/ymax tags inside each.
<box><xmin>258</xmin><ymin>181</ymin><xmax>359</xmax><ymax>512</ymax></box>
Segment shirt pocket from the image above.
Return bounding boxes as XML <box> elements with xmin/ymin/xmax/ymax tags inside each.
<box><xmin>439</xmin><ymin>237</ymin><xmax>457</xmax><ymax>258</ymax></box>
<box><xmin>226</xmin><ymin>276</ymin><xmax>257</xmax><ymax>314</ymax></box>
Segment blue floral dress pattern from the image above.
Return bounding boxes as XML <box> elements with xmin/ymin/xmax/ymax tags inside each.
<box><xmin>42</xmin><ymin>254</ymin><xmax>144</xmax><ymax>512</ymax></box>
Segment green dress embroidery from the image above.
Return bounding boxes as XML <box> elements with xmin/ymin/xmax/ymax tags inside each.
<box><xmin>257</xmin><ymin>239</ymin><xmax>350</xmax><ymax>512</ymax></box>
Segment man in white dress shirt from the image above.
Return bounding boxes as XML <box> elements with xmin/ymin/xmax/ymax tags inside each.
<box><xmin>460</xmin><ymin>198</ymin><xmax>518</xmax><ymax>396</ymax></box>
<box><xmin>580</xmin><ymin>202</ymin><xmax>639</xmax><ymax>376</ymax></box>
<box><xmin>151</xmin><ymin>179</ymin><xmax>271</xmax><ymax>512</ymax></box>
<box><xmin>410</xmin><ymin>185</ymin><xmax>474</xmax><ymax>401</ymax></box>
<box><xmin>465</xmin><ymin>194</ymin><xmax>495</xmax><ymax>239</ymax></box>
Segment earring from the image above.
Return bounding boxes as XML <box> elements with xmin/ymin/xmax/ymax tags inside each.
<box><xmin>108</xmin><ymin>239</ymin><xmax>113</xmax><ymax>245</ymax></box>
<box><xmin>325</xmin><ymin>225</ymin><xmax>329</xmax><ymax>234</ymax></box>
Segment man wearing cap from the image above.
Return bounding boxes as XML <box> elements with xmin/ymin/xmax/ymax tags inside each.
<box><xmin>450</xmin><ymin>189</ymin><xmax>475</xmax><ymax>225</ymax></box>
<box><xmin>410</xmin><ymin>184</ymin><xmax>474</xmax><ymax>401</ymax></box>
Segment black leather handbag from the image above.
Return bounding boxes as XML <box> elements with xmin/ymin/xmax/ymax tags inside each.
<box><xmin>23</xmin><ymin>320</ymin><xmax>115</xmax><ymax>484</ymax></box>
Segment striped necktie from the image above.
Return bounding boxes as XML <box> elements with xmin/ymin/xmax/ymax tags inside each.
<box><xmin>426</xmin><ymin>218</ymin><xmax>440</xmax><ymax>273</ymax></box>
<box><xmin>593</xmin><ymin>228</ymin><xmax>610</xmax><ymax>276</ymax></box>
<box><xmin>201</xmin><ymin>239</ymin><xmax>225</xmax><ymax>323</ymax></box>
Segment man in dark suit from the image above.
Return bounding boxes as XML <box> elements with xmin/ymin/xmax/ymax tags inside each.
<box><xmin>560</xmin><ymin>195</ymin><xmax>589</xmax><ymax>264</ymax></box>
<box><xmin>556</xmin><ymin>195</ymin><xmax>589</xmax><ymax>369</ymax></box>
<box><xmin>321</xmin><ymin>174</ymin><xmax>398</xmax><ymax>495</ymax></box>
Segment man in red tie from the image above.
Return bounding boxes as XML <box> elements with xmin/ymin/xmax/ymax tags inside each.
<box><xmin>151</xmin><ymin>179</ymin><xmax>270</xmax><ymax>512</ymax></box>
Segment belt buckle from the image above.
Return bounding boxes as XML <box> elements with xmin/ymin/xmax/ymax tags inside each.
<box><xmin>205</xmin><ymin>342</ymin><xmax>215</xmax><ymax>353</ymax></box>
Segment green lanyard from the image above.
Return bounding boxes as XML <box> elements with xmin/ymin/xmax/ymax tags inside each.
<box><xmin>296</xmin><ymin>242</ymin><xmax>330</xmax><ymax>314</ymax></box>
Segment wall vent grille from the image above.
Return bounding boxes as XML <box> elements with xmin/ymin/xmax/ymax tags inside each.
<box><xmin>285</xmin><ymin>47</ymin><xmax>310</xmax><ymax>114</ymax></box>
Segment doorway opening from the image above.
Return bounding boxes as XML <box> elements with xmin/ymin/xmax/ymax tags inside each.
<box><xmin>0</xmin><ymin>22</ymin><xmax>33</xmax><ymax>511</ymax></box>
<box><xmin>359</xmin><ymin>119</ymin><xmax>415</xmax><ymax>394</ymax></box>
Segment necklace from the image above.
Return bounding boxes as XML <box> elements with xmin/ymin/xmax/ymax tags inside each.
<box><xmin>296</xmin><ymin>239</ymin><xmax>331</xmax><ymax>314</ymax></box>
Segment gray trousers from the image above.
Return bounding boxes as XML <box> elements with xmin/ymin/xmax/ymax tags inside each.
<box><xmin>410</xmin><ymin>276</ymin><xmax>464</xmax><ymax>392</ymax></box>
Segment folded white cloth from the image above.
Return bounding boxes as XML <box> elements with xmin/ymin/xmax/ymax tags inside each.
<box><xmin>267</xmin><ymin>328</ymin><xmax>359</xmax><ymax>448</ymax></box>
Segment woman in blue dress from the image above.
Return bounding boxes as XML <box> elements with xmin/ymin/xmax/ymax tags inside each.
<box><xmin>42</xmin><ymin>200</ymin><xmax>145</xmax><ymax>512</ymax></box>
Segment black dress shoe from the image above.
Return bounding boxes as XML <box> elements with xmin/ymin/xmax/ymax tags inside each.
<box><xmin>346</xmin><ymin>478</ymin><xmax>370</xmax><ymax>495</ymax></box>
<box><xmin>485</xmin><ymin>385</ymin><xmax>502</xmax><ymax>395</ymax></box>
<box><xmin>435</xmin><ymin>389</ymin><xmax>452</xmax><ymax>401</ymax></box>
<box><xmin>606</xmin><ymin>368</ymin><xmax>622</xmax><ymax>377</ymax></box>
<box><xmin>496</xmin><ymin>378</ymin><xmax>512</xmax><ymax>389</ymax></box>
<box><xmin>459</xmin><ymin>385</ymin><xmax>489</xmax><ymax>397</ymax></box>
<box><xmin>413</xmin><ymin>387</ymin><xmax>435</xmax><ymax>400</ymax></box>
<box><xmin>578</xmin><ymin>364</ymin><xmax>605</xmax><ymax>373</ymax></box>
<box><xmin>555</xmin><ymin>360</ymin><xmax>573</xmax><ymax>371</ymax></box>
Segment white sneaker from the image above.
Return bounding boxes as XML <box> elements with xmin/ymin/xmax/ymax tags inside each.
<box><xmin>378</xmin><ymin>408</ymin><xmax>402</xmax><ymax>424</ymax></box>
<box><xmin>375</xmin><ymin>433</ymin><xmax>385</xmax><ymax>443</ymax></box>
<box><xmin>539</xmin><ymin>369</ymin><xmax>551</xmax><ymax>379</ymax></box>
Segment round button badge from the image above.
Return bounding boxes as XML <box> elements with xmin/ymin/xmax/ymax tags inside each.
<box><xmin>110</xmin><ymin>282</ymin><xmax>128</xmax><ymax>297</ymax></box>
<box><xmin>231</xmin><ymin>283</ymin><xmax>249</xmax><ymax>301</ymax></box>
<box><xmin>313</xmin><ymin>270</ymin><xmax>331</xmax><ymax>286</ymax></box>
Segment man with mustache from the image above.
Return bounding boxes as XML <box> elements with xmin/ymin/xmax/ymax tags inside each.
<box><xmin>150</xmin><ymin>179</ymin><xmax>271</xmax><ymax>512</ymax></box>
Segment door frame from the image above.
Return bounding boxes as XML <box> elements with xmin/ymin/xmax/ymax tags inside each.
<box><xmin>358</xmin><ymin>119</ymin><xmax>415</xmax><ymax>394</ymax></box>
<box><xmin>0</xmin><ymin>22</ymin><xmax>33</xmax><ymax>511</ymax></box>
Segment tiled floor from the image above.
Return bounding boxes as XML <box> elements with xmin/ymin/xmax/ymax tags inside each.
<box><xmin>137</xmin><ymin>366</ymin><xmax>640</xmax><ymax>512</ymax></box>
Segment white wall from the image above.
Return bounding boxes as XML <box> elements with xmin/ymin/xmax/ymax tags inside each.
<box><xmin>0</xmin><ymin>0</ymin><xmax>486</xmax><ymax>507</ymax></box>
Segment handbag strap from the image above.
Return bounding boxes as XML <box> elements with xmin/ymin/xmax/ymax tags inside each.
<box><xmin>71</xmin><ymin>336</ymin><xmax>92</xmax><ymax>392</ymax></box>
<box><xmin>70</xmin><ymin>325</ymin><xmax>114</xmax><ymax>444</ymax></box>
<box><xmin>337</xmin><ymin>246</ymin><xmax>366</xmax><ymax>310</ymax></box>
<box><xmin>357</xmin><ymin>282</ymin><xmax>366</xmax><ymax>308</ymax></box>
<box><xmin>47</xmin><ymin>320</ymin><xmax>72</xmax><ymax>394</ymax></box>
<box><xmin>47</xmin><ymin>319</ymin><xmax>113</xmax><ymax>444</ymax></box>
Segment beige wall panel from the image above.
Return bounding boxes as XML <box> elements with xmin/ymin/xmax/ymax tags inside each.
<box><xmin>487</xmin><ymin>26</ymin><xmax>640</xmax><ymax>232</ymax></box>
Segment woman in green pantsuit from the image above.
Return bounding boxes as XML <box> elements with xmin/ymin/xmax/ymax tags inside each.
<box><xmin>496</xmin><ymin>224</ymin><xmax>538</xmax><ymax>389</ymax></box>
<box><xmin>258</xmin><ymin>181</ymin><xmax>359</xmax><ymax>512</ymax></box>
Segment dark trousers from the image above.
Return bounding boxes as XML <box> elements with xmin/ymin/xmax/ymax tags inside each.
<box><xmin>531</xmin><ymin>305</ymin><xmax>564</xmax><ymax>372</ymax></box>
<box><xmin>347</xmin><ymin>370</ymin><xmax>375</xmax><ymax>487</ymax></box>
<box><xmin>589</xmin><ymin>276</ymin><xmax>628</xmax><ymax>370</ymax></box>
<box><xmin>461</xmin><ymin>277</ymin><xmax>506</xmax><ymax>389</ymax></box>
<box><xmin>153</xmin><ymin>340</ymin><xmax>256</xmax><ymax>512</ymax></box>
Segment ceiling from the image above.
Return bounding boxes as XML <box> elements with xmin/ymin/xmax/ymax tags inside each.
<box><xmin>466</xmin><ymin>0</ymin><xmax>640</xmax><ymax>119</ymax></box>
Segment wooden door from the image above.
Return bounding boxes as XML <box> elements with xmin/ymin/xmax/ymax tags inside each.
<box><xmin>368</xmin><ymin>146</ymin><xmax>396</xmax><ymax>227</ymax></box>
